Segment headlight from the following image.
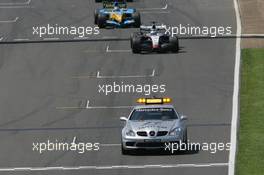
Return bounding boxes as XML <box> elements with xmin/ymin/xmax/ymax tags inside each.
<box><xmin>169</xmin><ymin>127</ymin><xmax>182</xmax><ymax>136</ymax></box>
<box><xmin>126</xmin><ymin>130</ymin><xmax>135</xmax><ymax>137</ymax></box>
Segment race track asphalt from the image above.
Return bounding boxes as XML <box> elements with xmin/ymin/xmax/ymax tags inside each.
<box><xmin>0</xmin><ymin>0</ymin><xmax>237</xmax><ymax>174</ymax></box>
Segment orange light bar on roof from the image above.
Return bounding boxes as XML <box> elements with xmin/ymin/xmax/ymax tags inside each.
<box><xmin>137</xmin><ymin>97</ymin><xmax>172</xmax><ymax>104</ymax></box>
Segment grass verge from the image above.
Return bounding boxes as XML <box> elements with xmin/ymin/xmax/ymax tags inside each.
<box><xmin>236</xmin><ymin>48</ymin><xmax>264</xmax><ymax>175</ymax></box>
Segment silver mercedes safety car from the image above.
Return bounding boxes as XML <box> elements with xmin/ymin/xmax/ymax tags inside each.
<box><xmin>120</xmin><ymin>98</ymin><xmax>187</xmax><ymax>154</ymax></box>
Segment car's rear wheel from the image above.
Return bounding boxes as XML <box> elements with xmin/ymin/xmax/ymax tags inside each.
<box><xmin>179</xmin><ymin>130</ymin><xmax>188</xmax><ymax>152</ymax></box>
<box><xmin>97</xmin><ymin>14</ymin><xmax>107</xmax><ymax>28</ymax></box>
<box><xmin>170</xmin><ymin>37</ymin><xmax>179</xmax><ymax>53</ymax></box>
<box><xmin>94</xmin><ymin>9</ymin><xmax>99</xmax><ymax>24</ymax></box>
<box><xmin>132</xmin><ymin>12</ymin><xmax>141</xmax><ymax>28</ymax></box>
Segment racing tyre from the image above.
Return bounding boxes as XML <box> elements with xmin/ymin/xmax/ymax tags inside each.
<box><xmin>160</xmin><ymin>43</ymin><xmax>170</xmax><ymax>53</ymax></box>
<box><xmin>127</xmin><ymin>0</ymin><xmax>133</xmax><ymax>2</ymax></box>
<box><xmin>170</xmin><ymin>37</ymin><xmax>179</xmax><ymax>53</ymax></box>
<box><xmin>183</xmin><ymin>130</ymin><xmax>188</xmax><ymax>144</ymax></box>
<box><xmin>94</xmin><ymin>9</ymin><xmax>99</xmax><ymax>24</ymax></box>
<box><xmin>179</xmin><ymin>130</ymin><xmax>188</xmax><ymax>153</ymax></box>
<box><xmin>130</xmin><ymin>33</ymin><xmax>140</xmax><ymax>48</ymax></box>
<box><xmin>121</xmin><ymin>145</ymin><xmax>130</xmax><ymax>155</ymax></box>
<box><xmin>131</xmin><ymin>36</ymin><xmax>141</xmax><ymax>53</ymax></box>
<box><xmin>132</xmin><ymin>12</ymin><xmax>141</xmax><ymax>28</ymax></box>
<box><xmin>95</xmin><ymin>0</ymin><xmax>102</xmax><ymax>2</ymax></box>
<box><xmin>97</xmin><ymin>14</ymin><xmax>107</xmax><ymax>28</ymax></box>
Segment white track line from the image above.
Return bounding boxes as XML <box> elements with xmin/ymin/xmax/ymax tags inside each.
<box><xmin>0</xmin><ymin>37</ymin><xmax>3</xmax><ymax>41</ymax></box>
<box><xmin>138</xmin><ymin>4</ymin><xmax>168</xmax><ymax>11</ymax></box>
<box><xmin>86</xmin><ymin>100</ymin><xmax>133</xmax><ymax>109</ymax></box>
<box><xmin>0</xmin><ymin>17</ymin><xmax>18</xmax><ymax>23</ymax></box>
<box><xmin>43</xmin><ymin>38</ymin><xmax>59</xmax><ymax>41</ymax></box>
<box><xmin>74</xmin><ymin>37</ymin><xmax>90</xmax><ymax>40</ymax></box>
<box><xmin>192</xmin><ymin>34</ymin><xmax>264</xmax><ymax>38</ymax></box>
<box><xmin>102</xmin><ymin>36</ymin><xmax>118</xmax><ymax>39</ymax></box>
<box><xmin>141</xmin><ymin>11</ymin><xmax>170</xmax><ymax>14</ymax></box>
<box><xmin>0</xmin><ymin>163</ymin><xmax>228</xmax><ymax>172</ymax></box>
<box><xmin>56</xmin><ymin>106</ymin><xmax>84</xmax><ymax>110</ymax></box>
<box><xmin>106</xmin><ymin>45</ymin><xmax>130</xmax><ymax>53</ymax></box>
<box><xmin>56</xmin><ymin>100</ymin><xmax>134</xmax><ymax>110</ymax></box>
<box><xmin>72</xmin><ymin>69</ymin><xmax>155</xmax><ymax>79</ymax></box>
<box><xmin>97</xmin><ymin>69</ymin><xmax>155</xmax><ymax>78</ymax></box>
<box><xmin>0</xmin><ymin>0</ymin><xmax>31</xmax><ymax>5</ymax></box>
<box><xmin>228</xmin><ymin>0</ymin><xmax>241</xmax><ymax>174</ymax></box>
<box><xmin>84</xmin><ymin>50</ymin><xmax>100</xmax><ymax>53</ymax></box>
<box><xmin>13</xmin><ymin>38</ymin><xmax>29</xmax><ymax>41</ymax></box>
<box><xmin>0</xmin><ymin>6</ymin><xmax>33</xmax><ymax>8</ymax></box>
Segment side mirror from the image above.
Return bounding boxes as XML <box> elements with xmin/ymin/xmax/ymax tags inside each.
<box><xmin>180</xmin><ymin>115</ymin><xmax>188</xmax><ymax>121</ymax></box>
<box><xmin>120</xmin><ymin>117</ymin><xmax>128</xmax><ymax>121</ymax></box>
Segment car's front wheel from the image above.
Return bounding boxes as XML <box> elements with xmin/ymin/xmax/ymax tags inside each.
<box><xmin>97</xmin><ymin>14</ymin><xmax>107</xmax><ymax>28</ymax></box>
<box><xmin>131</xmin><ymin>36</ymin><xmax>141</xmax><ymax>53</ymax></box>
<box><xmin>121</xmin><ymin>144</ymin><xmax>130</xmax><ymax>155</ymax></box>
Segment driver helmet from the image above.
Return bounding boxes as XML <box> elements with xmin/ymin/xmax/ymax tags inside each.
<box><xmin>113</xmin><ymin>2</ymin><xmax>119</xmax><ymax>10</ymax></box>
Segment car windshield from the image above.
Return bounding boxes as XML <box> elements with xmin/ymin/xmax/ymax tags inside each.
<box><xmin>130</xmin><ymin>108</ymin><xmax>178</xmax><ymax>121</ymax></box>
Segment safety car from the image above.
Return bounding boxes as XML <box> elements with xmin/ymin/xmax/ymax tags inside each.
<box><xmin>120</xmin><ymin>97</ymin><xmax>188</xmax><ymax>155</ymax></box>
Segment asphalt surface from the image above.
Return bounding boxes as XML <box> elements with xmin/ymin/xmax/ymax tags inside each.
<box><xmin>0</xmin><ymin>0</ymin><xmax>236</xmax><ymax>174</ymax></box>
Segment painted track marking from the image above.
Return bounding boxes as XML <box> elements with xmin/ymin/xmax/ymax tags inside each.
<box><xmin>0</xmin><ymin>17</ymin><xmax>18</xmax><ymax>23</ymax></box>
<box><xmin>72</xmin><ymin>69</ymin><xmax>156</xmax><ymax>79</ymax></box>
<box><xmin>56</xmin><ymin>100</ymin><xmax>133</xmax><ymax>110</ymax></box>
<box><xmin>86</xmin><ymin>100</ymin><xmax>133</xmax><ymax>109</ymax></box>
<box><xmin>228</xmin><ymin>0</ymin><xmax>242</xmax><ymax>174</ymax></box>
<box><xmin>106</xmin><ymin>45</ymin><xmax>130</xmax><ymax>53</ymax></box>
<box><xmin>0</xmin><ymin>163</ymin><xmax>228</xmax><ymax>172</ymax></box>
<box><xmin>0</xmin><ymin>6</ymin><xmax>33</xmax><ymax>8</ymax></box>
<box><xmin>138</xmin><ymin>4</ymin><xmax>168</xmax><ymax>11</ymax></box>
<box><xmin>0</xmin><ymin>0</ymin><xmax>31</xmax><ymax>5</ymax></box>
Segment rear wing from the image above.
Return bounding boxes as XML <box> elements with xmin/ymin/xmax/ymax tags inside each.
<box><xmin>102</xmin><ymin>1</ymin><xmax>127</xmax><ymax>8</ymax></box>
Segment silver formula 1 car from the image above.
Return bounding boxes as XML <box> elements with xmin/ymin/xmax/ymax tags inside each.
<box><xmin>120</xmin><ymin>98</ymin><xmax>188</xmax><ymax>155</ymax></box>
<box><xmin>95</xmin><ymin>0</ymin><xmax>133</xmax><ymax>3</ymax></box>
<box><xmin>130</xmin><ymin>23</ymin><xmax>179</xmax><ymax>53</ymax></box>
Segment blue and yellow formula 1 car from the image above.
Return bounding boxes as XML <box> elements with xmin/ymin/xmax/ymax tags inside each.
<box><xmin>94</xmin><ymin>1</ymin><xmax>141</xmax><ymax>28</ymax></box>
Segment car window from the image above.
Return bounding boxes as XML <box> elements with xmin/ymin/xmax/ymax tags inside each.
<box><xmin>129</xmin><ymin>108</ymin><xmax>178</xmax><ymax>120</ymax></box>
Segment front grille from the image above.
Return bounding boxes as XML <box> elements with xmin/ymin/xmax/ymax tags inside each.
<box><xmin>137</xmin><ymin>131</ymin><xmax>148</xmax><ymax>136</ymax></box>
<box><xmin>136</xmin><ymin>142</ymin><xmax>164</xmax><ymax>147</ymax></box>
<box><xmin>157</xmin><ymin>131</ymin><xmax>168</xmax><ymax>136</ymax></box>
<box><xmin>126</xmin><ymin>142</ymin><xmax>135</xmax><ymax>146</ymax></box>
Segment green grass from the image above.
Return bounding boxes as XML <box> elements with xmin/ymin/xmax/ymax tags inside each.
<box><xmin>236</xmin><ymin>48</ymin><xmax>264</xmax><ymax>175</ymax></box>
